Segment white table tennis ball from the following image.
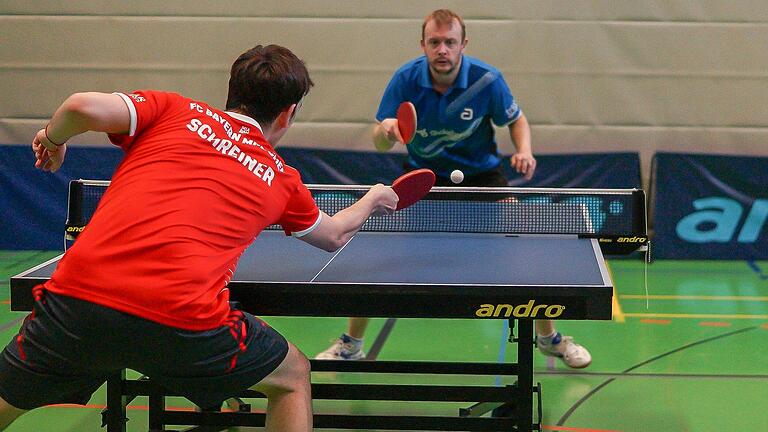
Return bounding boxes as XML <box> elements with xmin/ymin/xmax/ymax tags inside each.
<box><xmin>450</xmin><ymin>169</ymin><xmax>464</xmax><ymax>184</ymax></box>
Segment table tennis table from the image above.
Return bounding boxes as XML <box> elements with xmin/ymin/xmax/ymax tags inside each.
<box><xmin>10</xmin><ymin>180</ymin><xmax>648</xmax><ymax>432</ymax></box>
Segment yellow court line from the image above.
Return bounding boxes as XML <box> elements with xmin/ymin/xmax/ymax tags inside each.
<box><xmin>620</xmin><ymin>295</ymin><xmax>768</xmax><ymax>302</ymax></box>
<box><xmin>624</xmin><ymin>313</ymin><xmax>768</xmax><ymax>320</ymax></box>
<box><xmin>608</xmin><ymin>262</ymin><xmax>625</xmax><ymax>323</ymax></box>
<box><xmin>611</xmin><ymin>288</ymin><xmax>624</xmax><ymax>323</ymax></box>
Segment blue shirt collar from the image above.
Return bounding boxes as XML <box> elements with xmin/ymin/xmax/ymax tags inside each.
<box><xmin>418</xmin><ymin>55</ymin><xmax>470</xmax><ymax>90</ymax></box>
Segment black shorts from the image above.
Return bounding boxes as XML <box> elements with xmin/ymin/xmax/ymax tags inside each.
<box><xmin>404</xmin><ymin>163</ymin><xmax>509</xmax><ymax>187</ymax></box>
<box><xmin>0</xmin><ymin>288</ymin><xmax>288</xmax><ymax>410</ymax></box>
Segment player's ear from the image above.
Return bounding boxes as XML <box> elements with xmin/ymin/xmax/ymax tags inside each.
<box><xmin>461</xmin><ymin>38</ymin><xmax>468</xmax><ymax>50</ymax></box>
<box><xmin>288</xmin><ymin>101</ymin><xmax>301</xmax><ymax>125</ymax></box>
<box><xmin>275</xmin><ymin>104</ymin><xmax>296</xmax><ymax>129</ymax></box>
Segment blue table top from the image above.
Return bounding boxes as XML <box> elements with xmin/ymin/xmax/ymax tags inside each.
<box><xmin>14</xmin><ymin>231</ymin><xmax>613</xmax><ymax>319</ymax></box>
<box><xmin>234</xmin><ymin>231</ymin><xmax>609</xmax><ymax>288</ymax></box>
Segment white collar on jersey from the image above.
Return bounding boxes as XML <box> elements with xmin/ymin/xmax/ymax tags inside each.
<box><xmin>225</xmin><ymin>111</ymin><xmax>263</xmax><ymax>134</ymax></box>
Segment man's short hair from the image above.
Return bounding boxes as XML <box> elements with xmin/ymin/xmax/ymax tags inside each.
<box><xmin>422</xmin><ymin>9</ymin><xmax>466</xmax><ymax>41</ymax></box>
<box><xmin>226</xmin><ymin>45</ymin><xmax>313</xmax><ymax>126</ymax></box>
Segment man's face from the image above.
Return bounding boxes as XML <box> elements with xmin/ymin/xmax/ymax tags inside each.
<box><xmin>421</xmin><ymin>18</ymin><xmax>466</xmax><ymax>78</ymax></box>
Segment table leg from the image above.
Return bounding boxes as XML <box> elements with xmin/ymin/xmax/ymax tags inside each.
<box><xmin>515</xmin><ymin>319</ymin><xmax>535</xmax><ymax>432</ymax></box>
<box><xmin>148</xmin><ymin>387</ymin><xmax>166</xmax><ymax>432</ymax></box>
<box><xmin>104</xmin><ymin>370</ymin><xmax>128</xmax><ymax>432</ymax></box>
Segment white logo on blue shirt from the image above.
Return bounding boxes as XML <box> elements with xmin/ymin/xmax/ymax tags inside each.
<box><xmin>419</xmin><ymin>118</ymin><xmax>483</xmax><ymax>157</ymax></box>
<box><xmin>460</xmin><ymin>108</ymin><xmax>474</xmax><ymax>120</ymax></box>
<box><xmin>506</xmin><ymin>102</ymin><xmax>519</xmax><ymax>119</ymax></box>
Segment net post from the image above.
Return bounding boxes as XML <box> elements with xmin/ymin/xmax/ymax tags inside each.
<box><xmin>64</xmin><ymin>180</ymin><xmax>86</xmax><ymax>242</ymax></box>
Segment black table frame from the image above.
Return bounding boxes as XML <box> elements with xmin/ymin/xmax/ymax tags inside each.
<box><xmin>11</xmin><ymin>260</ymin><xmax>612</xmax><ymax>432</ymax></box>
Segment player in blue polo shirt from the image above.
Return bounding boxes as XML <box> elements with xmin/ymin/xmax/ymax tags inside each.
<box><xmin>317</xmin><ymin>9</ymin><xmax>593</xmax><ymax>370</ymax></box>
<box><xmin>372</xmin><ymin>13</ymin><xmax>536</xmax><ymax>185</ymax></box>
<box><xmin>374</xmin><ymin>55</ymin><xmax>531</xmax><ymax>184</ymax></box>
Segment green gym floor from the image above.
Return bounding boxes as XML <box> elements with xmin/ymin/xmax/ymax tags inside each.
<box><xmin>1</xmin><ymin>251</ymin><xmax>766</xmax><ymax>432</ymax></box>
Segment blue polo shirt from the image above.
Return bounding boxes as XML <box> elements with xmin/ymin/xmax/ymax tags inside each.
<box><xmin>376</xmin><ymin>55</ymin><xmax>521</xmax><ymax>178</ymax></box>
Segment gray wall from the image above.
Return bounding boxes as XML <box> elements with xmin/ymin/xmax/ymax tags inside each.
<box><xmin>2</xmin><ymin>1</ymin><xmax>767</xmax><ymax>181</ymax></box>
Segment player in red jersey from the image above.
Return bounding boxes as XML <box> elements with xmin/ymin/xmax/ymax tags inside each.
<box><xmin>0</xmin><ymin>45</ymin><xmax>398</xmax><ymax>432</ymax></box>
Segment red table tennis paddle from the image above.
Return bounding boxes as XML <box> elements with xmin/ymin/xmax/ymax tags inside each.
<box><xmin>396</xmin><ymin>102</ymin><xmax>417</xmax><ymax>144</ymax></box>
<box><xmin>391</xmin><ymin>168</ymin><xmax>435</xmax><ymax>210</ymax></box>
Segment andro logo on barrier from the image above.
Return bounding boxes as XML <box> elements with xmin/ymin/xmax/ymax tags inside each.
<box><xmin>475</xmin><ymin>301</ymin><xmax>566</xmax><ymax>318</ymax></box>
<box><xmin>676</xmin><ymin>197</ymin><xmax>767</xmax><ymax>243</ymax></box>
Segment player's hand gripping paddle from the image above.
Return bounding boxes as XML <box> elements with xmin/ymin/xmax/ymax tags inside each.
<box><xmin>391</xmin><ymin>168</ymin><xmax>435</xmax><ymax>210</ymax></box>
<box><xmin>396</xmin><ymin>102</ymin><xmax>417</xmax><ymax>144</ymax></box>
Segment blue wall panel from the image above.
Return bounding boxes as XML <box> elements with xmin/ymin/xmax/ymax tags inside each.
<box><xmin>1</xmin><ymin>144</ymin><xmax>640</xmax><ymax>250</ymax></box>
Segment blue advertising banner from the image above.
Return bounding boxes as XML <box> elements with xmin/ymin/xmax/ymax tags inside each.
<box><xmin>280</xmin><ymin>149</ymin><xmax>641</xmax><ymax>189</ymax></box>
<box><xmin>502</xmin><ymin>152</ymin><xmax>641</xmax><ymax>189</ymax></box>
<box><xmin>0</xmin><ymin>145</ymin><xmax>122</xmax><ymax>250</ymax></box>
<box><xmin>652</xmin><ymin>152</ymin><xmax>768</xmax><ymax>260</ymax></box>
<box><xmin>1</xmin><ymin>143</ymin><xmax>640</xmax><ymax>250</ymax></box>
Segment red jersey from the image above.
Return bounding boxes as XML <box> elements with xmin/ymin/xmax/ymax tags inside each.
<box><xmin>45</xmin><ymin>90</ymin><xmax>321</xmax><ymax>330</ymax></box>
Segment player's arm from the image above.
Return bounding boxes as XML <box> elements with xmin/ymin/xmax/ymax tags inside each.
<box><xmin>299</xmin><ymin>184</ymin><xmax>398</xmax><ymax>252</ymax></box>
<box><xmin>508</xmin><ymin>112</ymin><xmax>536</xmax><ymax>180</ymax></box>
<box><xmin>33</xmin><ymin>92</ymin><xmax>130</xmax><ymax>173</ymax></box>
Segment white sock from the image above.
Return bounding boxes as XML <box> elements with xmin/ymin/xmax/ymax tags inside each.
<box><xmin>341</xmin><ymin>333</ymin><xmax>364</xmax><ymax>351</ymax></box>
<box><xmin>537</xmin><ymin>331</ymin><xmax>559</xmax><ymax>345</ymax></box>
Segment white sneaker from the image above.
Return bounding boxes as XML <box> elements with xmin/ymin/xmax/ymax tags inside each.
<box><xmin>314</xmin><ymin>335</ymin><xmax>366</xmax><ymax>360</ymax></box>
<box><xmin>537</xmin><ymin>333</ymin><xmax>592</xmax><ymax>369</ymax></box>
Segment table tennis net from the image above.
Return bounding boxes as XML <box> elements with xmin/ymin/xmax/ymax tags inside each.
<box><xmin>304</xmin><ymin>186</ymin><xmax>645</xmax><ymax>237</ymax></box>
<box><xmin>66</xmin><ymin>180</ymin><xmax>646</xmax><ymax>241</ymax></box>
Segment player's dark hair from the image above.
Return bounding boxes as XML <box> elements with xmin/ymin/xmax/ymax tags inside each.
<box><xmin>422</xmin><ymin>9</ymin><xmax>466</xmax><ymax>41</ymax></box>
<box><xmin>226</xmin><ymin>45</ymin><xmax>313</xmax><ymax>126</ymax></box>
